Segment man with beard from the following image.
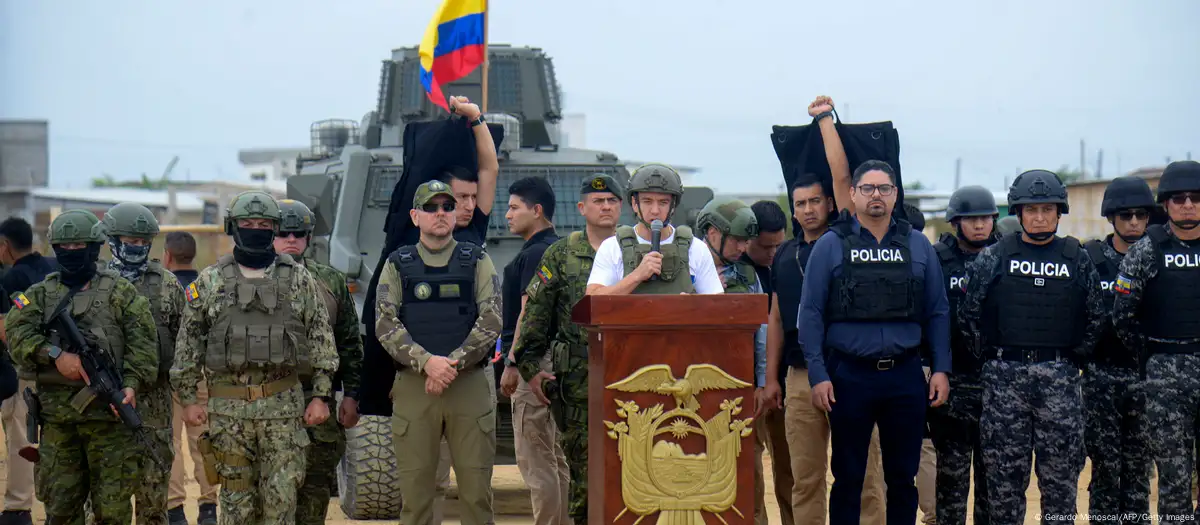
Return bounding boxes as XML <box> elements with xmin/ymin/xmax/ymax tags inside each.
<box><xmin>926</xmin><ymin>186</ymin><xmax>998</xmax><ymax>525</ymax></box>
<box><xmin>172</xmin><ymin>191</ymin><xmax>338</xmax><ymax>524</ymax></box>
<box><xmin>1079</xmin><ymin>176</ymin><xmax>1154</xmax><ymax>524</ymax></box>
<box><xmin>495</xmin><ymin>177</ymin><xmax>568</xmax><ymax>525</ymax></box>
<box><xmin>6</xmin><ymin>209</ymin><xmax>159</xmax><ymax>525</ymax></box>
<box><xmin>1113</xmin><ymin>160</ymin><xmax>1200</xmax><ymax>523</ymax></box>
<box><xmin>516</xmin><ymin>174</ymin><xmax>622</xmax><ymax>525</ymax></box>
<box><xmin>273</xmin><ymin>199</ymin><xmax>364</xmax><ymax>525</ymax></box>
<box><xmin>959</xmin><ymin>170</ymin><xmax>1104</xmax><ymax>523</ymax></box>
<box><xmin>375</xmin><ymin>181</ymin><xmax>502</xmax><ymax>525</ymax></box>
<box><xmin>101</xmin><ymin>203</ymin><xmax>186</xmax><ymax>525</ymax></box>
<box><xmin>800</xmin><ymin>160</ymin><xmax>950</xmax><ymax>525</ymax></box>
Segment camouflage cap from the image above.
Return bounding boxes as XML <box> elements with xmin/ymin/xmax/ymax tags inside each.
<box><xmin>580</xmin><ymin>174</ymin><xmax>623</xmax><ymax>200</ymax></box>
<box><xmin>414</xmin><ymin>180</ymin><xmax>456</xmax><ymax>208</ymax></box>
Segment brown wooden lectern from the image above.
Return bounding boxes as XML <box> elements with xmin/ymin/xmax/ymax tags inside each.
<box><xmin>572</xmin><ymin>294</ymin><xmax>768</xmax><ymax>525</ymax></box>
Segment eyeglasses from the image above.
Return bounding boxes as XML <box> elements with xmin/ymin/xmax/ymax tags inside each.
<box><xmin>1116</xmin><ymin>210</ymin><xmax>1149</xmax><ymax>221</ymax></box>
<box><xmin>278</xmin><ymin>231</ymin><xmax>307</xmax><ymax>239</ymax></box>
<box><xmin>421</xmin><ymin>202</ymin><xmax>457</xmax><ymax>213</ymax></box>
<box><xmin>1169</xmin><ymin>193</ymin><xmax>1198</xmax><ymax>206</ymax></box>
<box><xmin>856</xmin><ymin>184</ymin><xmax>896</xmax><ymax>196</ymax></box>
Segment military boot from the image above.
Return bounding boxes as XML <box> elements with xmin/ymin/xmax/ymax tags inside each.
<box><xmin>167</xmin><ymin>506</ymin><xmax>188</xmax><ymax>525</ymax></box>
<box><xmin>197</xmin><ymin>503</ymin><xmax>217</xmax><ymax>525</ymax></box>
<box><xmin>0</xmin><ymin>510</ymin><xmax>32</xmax><ymax>525</ymax></box>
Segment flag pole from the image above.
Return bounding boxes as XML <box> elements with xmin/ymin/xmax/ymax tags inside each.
<box><xmin>481</xmin><ymin>0</ymin><xmax>489</xmax><ymax>113</ymax></box>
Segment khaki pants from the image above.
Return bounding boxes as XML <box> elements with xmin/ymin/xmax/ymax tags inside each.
<box><xmin>755</xmin><ymin>406</ymin><xmax>796</xmax><ymax>525</ymax></box>
<box><xmin>431</xmin><ymin>383</ymin><xmax>498</xmax><ymax>525</ymax></box>
<box><xmin>0</xmin><ymin>379</ymin><xmax>33</xmax><ymax>511</ymax></box>
<box><xmin>512</xmin><ymin>356</ymin><xmax>570</xmax><ymax>525</ymax></box>
<box><xmin>168</xmin><ymin>382</ymin><xmax>218</xmax><ymax>509</ymax></box>
<box><xmin>784</xmin><ymin>367</ymin><xmax>884</xmax><ymax>525</ymax></box>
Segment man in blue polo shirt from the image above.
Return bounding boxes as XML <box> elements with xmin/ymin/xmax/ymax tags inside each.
<box><xmin>798</xmin><ymin>160</ymin><xmax>951</xmax><ymax>525</ymax></box>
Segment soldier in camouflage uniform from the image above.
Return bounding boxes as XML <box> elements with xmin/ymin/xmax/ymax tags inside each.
<box><xmin>100</xmin><ymin>202</ymin><xmax>186</xmax><ymax>525</ymax></box>
<box><xmin>927</xmin><ymin>186</ymin><xmax>997</xmax><ymax>525</ymax></box>
<box><xmin>959</xmin><ymin>170</ymin><xmax>1104</xmax><ymax>524</ymax></box>
<box><xmin>7</xmin><ymin>209</ymin><xmax>160</xmax><ymax>525</ymax></box>
<box><xmin>1113</xmin><ymin>160</ymin><xmax>1200</xmax><ymax>523</ymax></box>
<box><xmin>1081</xmin><ymin>176</ymin><xmax>1154</xmax><ymax>524</ymax></box>
<box><xmin>171</xmin><ymin>190</ymin><xmax>339</xmax><ymax>525</ymax></box>
<box><xmin>515</xmin><ymin>174</ymin><xmax>624</xmax><ymax>525</ymax></box>
<box><xmin>272</xmin><ymin>199</ymin><xmax>364</xmax><ymax>525</ymax></box>
<box><xmin>375</xmin><ymin>180</ymin><xmax>502</xmax><ymax>525</ymax></box>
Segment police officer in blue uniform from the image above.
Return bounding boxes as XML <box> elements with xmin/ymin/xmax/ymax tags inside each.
<box><xmin>959</xmin><ymin>169</ymin><xmax>1105</xmax><ymax>524</ymax></box>
<box><xmin>798</xmin><ymin>160</ymin><xmax>951</xmax><ymax>525</ymax></box>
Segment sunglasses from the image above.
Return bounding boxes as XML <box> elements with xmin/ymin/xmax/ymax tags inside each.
<box><xmin>1116</xmin><ymin>210</ymin><xmax>1149</xmax><ymax>221</ymax></box>
<box><xmin>1169</xmin><ymin>193</ymin><xmax>1198</xmax><ymax>206</ymax></box>
<box><xmin>278</xmin><ymin>231</ymin><xmax>307</xmax><ymax>239</ymax></box>
<box><xmin>856</xmin><ymin>184</ymin><xmax>896</xmax><ymax>196</ymax></box>
<box><xmin>421</xmin><ymin>201</ymin><xmax>457</xmax><ymax>213</ymax></box>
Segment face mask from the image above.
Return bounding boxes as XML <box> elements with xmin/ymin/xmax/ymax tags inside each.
<box><xmin>53</xmin><ymin>244</ymin><xmax>100</xmax><ymax>287</ymax></box>
<box><xmin>108</xmin><ymin>238</ymin><xmax>151</xmax><ymax>281</ymax></box>
<box><xmin>235</xmin><ymin>227</ymin><xmax>275</xmax><ymax>252</ymax></box>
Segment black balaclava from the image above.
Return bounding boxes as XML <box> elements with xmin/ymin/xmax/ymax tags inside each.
<box><xmin>107</xmin><ymin>237</ymin><xmax>152</xmax><ymax>282</ymax></box>
<box><xmin>232</xmin><ymin>227</ymin><xmax>277</xmax><ymax>269</ymax></box>
<box><xmin>54</xmin><ymin>243</ymin><xmax>102</xmax><ymax>288</ymax></box>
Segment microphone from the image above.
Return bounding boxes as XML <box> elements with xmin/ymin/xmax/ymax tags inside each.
<box><xmin>650</xmin><ymin>219</ymin><xmax>663</xmax><ymax>253</ymax></box>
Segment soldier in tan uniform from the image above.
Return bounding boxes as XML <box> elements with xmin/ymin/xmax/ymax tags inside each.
<box><xmin>375</xmin><ymin>180</ymin><xmax>502</xmax><ymax>525</ymax></box>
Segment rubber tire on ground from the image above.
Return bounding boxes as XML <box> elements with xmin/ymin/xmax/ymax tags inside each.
<box><xmin>337</xmin><ymin>415</ymin><xmax>403</xmax><ymax>519</ymax></box>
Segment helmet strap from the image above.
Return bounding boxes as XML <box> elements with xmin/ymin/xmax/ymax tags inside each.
<box><xmin>1171</xmin><ymin>218</ymin><xmax>1200</xmax><ymax>231</ymax></box>
<box><xmin>953</xmin><ymin>222</ymin><xmax>993</xmax><ymax>249</ymax></box>
<box><xmin>704</xmin><ymin>232</ymin><xmax>737</xmax><ymax>267</ymax></box>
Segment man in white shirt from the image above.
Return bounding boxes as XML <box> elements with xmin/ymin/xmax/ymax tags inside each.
<box><xmin>586</xmin><ymin>163</ymin><xmax>723</xmax><ymax>295</ymax></box>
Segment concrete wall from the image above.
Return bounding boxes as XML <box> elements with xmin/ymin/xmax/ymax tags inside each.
<box><xmin>1058</xmin><ymin>174</ymin><xmax>1162</xmax><ymax>242</ymax></box>
<box><xmin>0</xmin><ymin>120</ymin><xmax>49</xmax><ymax>188</ymax></box>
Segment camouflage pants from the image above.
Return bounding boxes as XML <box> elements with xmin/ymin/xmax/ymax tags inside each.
<box><xmin>135</xmin><ymin>386</ymin><xmax>177</xmax><ymax>525</ymax></box>
<box><xmin>1144</xmin><ymin>354</ymin><xmax>1200</xmax><ymax>523</ymax></box>
<box><xmin>928</xmin><ymin>376</ymin><xmax>989</xmax><ymax>525</ymax></box>
<box><xmin>36</xmin><ymin>420</ymin><xmax>140</xmax><ymax>525</ymax></box>
<box><xmin>208</xmin><ymin>414</ymin><xmax>310</xmax><ymax>525</ymax></box>
<box><xmin>1083</xmin><ymin>363</ymin><xmax>1151</xmax><ymax>524</ymax></box>
<box><xmin>980</xmin><ymin>359</ymin><xmax>1084</xmax><ymax>524</ymax></box>
<box><xmin>554</xmin><ymin>361</ymin><xmax>588</xmax><ymax>525</ymax></box>
<box><xmin>296</xmin><ymin>399</ymin><xmax>345</xmax><ymax>525</ymax></box>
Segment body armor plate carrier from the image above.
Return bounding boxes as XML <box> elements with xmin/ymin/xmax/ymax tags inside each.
<box><xmin>616</xmin><ymin>225</ymin><xmax>696</xmax><ymax>294</ymax></box>
<box><xmin>825</xmin><ymin>218</ymin><xmax>924</xmax><ymax>323</ymax></box>
<box><xmin>983</xmin><ymin>235</ymin><xmax>1086</xmax><ymax>349</ymax></box>
<box><xmin>391</xmin><ymin>243</ymin><xmax>483</xmax><ymax>364</ymax></box>
<box><xmin>1140</xmin><ymin>225</ymin><xmax>1200</xmax><ymax>347</ymax></box>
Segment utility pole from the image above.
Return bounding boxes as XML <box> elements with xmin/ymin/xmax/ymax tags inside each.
<box><xmin>1096</xmin><ymin>149</ymin><xmax>1104</xmax><ymax>180</ymax></box>
<box><xmin>1080</xmin><ymin>139</ymin><xmax>1087</xmax><ymax>179</ymax></box>
<box><xmin>954</xmin><ymin>158</ymin><xmax>962</xmax><ymax>190</ymax></box>
<box><xmin>1189</xmin><ymin>152</ymin><xmax>1193</xmax><ymax>161</ymax></box>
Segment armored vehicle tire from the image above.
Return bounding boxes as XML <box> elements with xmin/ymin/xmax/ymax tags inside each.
<box><xmin>338</xmin><ymin>415</ymin><xmax>404</xmax><ymax>519</ymax></box>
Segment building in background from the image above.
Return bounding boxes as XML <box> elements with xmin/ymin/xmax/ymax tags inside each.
<box><xmin>1058</xmin><ymin>166</ymin><xmax>1164</xmax><ymax>241</ymax></box>
<box><xmin>0</xmin><ymin>120</ymin><xmax>49</xmax><ymax>191</ymax></box>
<box><xmin>238</xmin><ymin>147</ymin><xmax>308</xmax><ymax>183</ymax></box>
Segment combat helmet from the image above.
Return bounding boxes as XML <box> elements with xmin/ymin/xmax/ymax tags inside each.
<box><xmin>628</xmin><ymin>163</ymin><xmax>684</xmax><ymax>198</ymax></box>
<box><xmin>697</xmin><ymin>198</ymin><xmax>760</xmax><ymax>239</ymax></box>
<box><xmin>1007</xmin><ymin>169</ymin><xmax>1069</xmax><ymax>215</ymax></box>
<box><xmin>278</xmin><ymin>199</ymin><xmax>316</xmax><ymax>235</ymax></box>
<box><xmin>224</xmin><ymin>190</ymin><xmax>281</xmax><ymax>253</ymax></box>
<box><xmin>48</xmin><ymin>210</ymin><xmax>106</xmax><ymax>245</ymax></box>
<box><xmin>102</xmin><ymin>202</ymin><xmax>160</xmax><ymax>239</ymax></box>
<box><xmin>945</xmin><ymin>186</ymin><xmax>999</xmax><ymax>222</ymax></box>
<box><xmin>1101</xmin><ymin>176</ymin><xmax>1156</xmax><ymax>216</ymax></box>
<box><xmin>996</xmin><ymin>216</ymin><xmax>1022</xmax><ymax>237</ymax></box>
<box><xmin>1156</xmin><ymin>160</ymin><xmax>1200</xmax><ymax>202</ymax></box>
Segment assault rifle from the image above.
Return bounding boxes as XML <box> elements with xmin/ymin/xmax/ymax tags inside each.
<box><xmin>48</xmin><ymin>291</ymin><xmax>168</xmax><ymax>470</ymax></box>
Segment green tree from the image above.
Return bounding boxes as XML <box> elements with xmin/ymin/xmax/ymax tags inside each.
<box><xmin>1056</xmin><ymin>165</ymin><xmax>1085</xmax><ymax>183</ymax></box>
<box><xmin>904</xmin><ymin>180</ymin><xmax>926</xmax><ymax>190</ymax></box>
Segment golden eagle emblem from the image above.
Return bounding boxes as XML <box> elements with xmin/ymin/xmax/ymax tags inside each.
<box><xmin>605</xmin><ymin>364</ymin><xmax>754</xmax><ymax>525</ymax></box>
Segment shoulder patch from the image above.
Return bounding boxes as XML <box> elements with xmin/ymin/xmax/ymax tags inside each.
<box><xmin>536</xmin><ymin>265</ymin><xmax>553</xmax><ymax>284</ymax></box>
<box><xmin>1113</xmin><ymin>274</ymin><xmax>1133</xmax><ymax>295</ymax></box>
<box><xmin>12</xmin><ymin>293</ymin><xmax>30</xmax><ymax>310</ymax></box>
<box><xmin>184</xmin><ymin>282</ymin><xmax>201</xmax><ymax>303</ymax></box>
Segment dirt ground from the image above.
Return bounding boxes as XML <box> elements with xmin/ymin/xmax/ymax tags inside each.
<box><xmin>0</xmin><ymin>422</ymin><xmax>1173</xmax><ymax>524</ymax></box>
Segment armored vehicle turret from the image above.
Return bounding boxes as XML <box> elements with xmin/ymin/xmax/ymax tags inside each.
<box><xmin>286</xmin><ymin>44</ymin><xmax>713</xmax><ymax>519</ymax></box>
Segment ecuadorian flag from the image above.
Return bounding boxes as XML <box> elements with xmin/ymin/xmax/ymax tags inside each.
<box><xmin>418</xmin><ymin>0</ymin><xmax>487</xmax><ymax>112</ymax></box>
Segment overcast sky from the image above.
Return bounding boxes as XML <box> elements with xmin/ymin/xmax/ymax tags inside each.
<box><xmin>2</xmin><ymin>0</ymin><xmax>1198</xmax><ymax>194</ymax></box>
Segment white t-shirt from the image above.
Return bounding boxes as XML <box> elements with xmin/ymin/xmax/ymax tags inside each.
<box><xmin>586</xmin><ymin>227</ymin><xmax>724</xmax><ymax>294</ymax></box>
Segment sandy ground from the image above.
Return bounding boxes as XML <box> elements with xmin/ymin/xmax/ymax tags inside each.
<box><xmin>0</xmin><ymin>422</ymin><xmax>1176</xmax><ymax>524</ymax></box>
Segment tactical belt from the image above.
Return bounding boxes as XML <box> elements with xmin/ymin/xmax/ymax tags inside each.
<box><xmin>995</xmin><ymin>348</ymin><xmax>1066</xmax><ymax>364</ymax></box>
<box><xmin>830</xmin><ymin>347</ymin><xmax>918</xmax><ymax>371</ymax></box>
<box><xmin>209</xmin><ymin>374</ymin><xmax>299</xmax><ymax>401</ymax></box>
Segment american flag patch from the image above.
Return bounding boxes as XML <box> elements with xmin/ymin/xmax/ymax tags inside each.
<box><xmin>11</xmin><ymin>293</ymin><xmax>29</xmax><ymax>310</ymax></box>
<box><xmin>184</xmin><ymin>282</ymin><xmax>200</xmax><ymax>303</ymax></box>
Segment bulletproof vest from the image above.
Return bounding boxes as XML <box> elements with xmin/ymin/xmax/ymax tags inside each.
<box><xmin>35</xmin><ymin>270</ymin><xmax>124</xmax><ymax>387</ymax></box>
<box><xmin>934</xmin><ymin>237</ymin><xmax>984</xmax><ymax>374</ymax></box>
<box><xmin>391</xmin><ymin>242</ymin><xmax>480</xmax><ymax>359</ymax></box>
<box><xmin>1140</xmin><ymin>225</ymin><xmax>1200</xmax><ymax>342</ymax></box>
<box><xmin>982</xmin><ymin>235</ymin><xmax>1086</xmax><ymax>349</ymax></box>
<box><xmin>204</xmin><ymin>255</ymin><xmax>312</xmax><ymax>378</ymax></box>
<box><xmin>722</xmin><ymin>261</ymin><xmax>759</xmax><ymax>293</ymax></box>
<box><xmin>308</xmin><ymin>264</ymin><xmax>339</xmax><ymax>329</ymax></box>
<box><xmin>135</xmin><ymin>261</ymin><xmax>177</xmax><ymax>384</ymax></box>
<box><xmin>617</xmin><ymin>225</ymin><xmax>696</xmax><ymax>294</ymax></box>
<box><xmin>1083</xmin><ymin>239</ymin><xmax>1134</xmax><ymax>367</ymax></box>
<box><xmin>556</xmin><ymin>231</ymin><xmax>596</xmax><ymax>351</ymax></box>
<box><xmin>824</xmin><ymin>220</ymin><xmax>924</xmax><ymax>323</ymax></box>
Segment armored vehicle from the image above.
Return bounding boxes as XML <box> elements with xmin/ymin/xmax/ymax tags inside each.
<box><xmin>287</xmin><ymin>44</ymin><xmax>714</xmax><ymax>519</ymax></box>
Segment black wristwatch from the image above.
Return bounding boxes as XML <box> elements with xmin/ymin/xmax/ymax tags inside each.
<box><xmin>469</xmin><ymin>114</ymin><xmax>486</xmax><ymax>127</ymax></box>
<box><xmin>47</xmin><ymin>345</ymin><xmax>63</xmax><ymax>360</ymax></box>
<box><xmin>504</xmin><ymin>356</ymin><xmax>518</xmax><ymax>368</ymax></box>
<box><xmin>814</xmin><ymin>111</ymin><xmax>833</xmax><ymax>123</ymax></box>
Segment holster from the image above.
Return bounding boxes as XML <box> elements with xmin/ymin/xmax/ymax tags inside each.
<box><xmin>196</xmin><ymin>432</ymin><xmax>221</xmax><ymax>487</ymax></box>
<box><xmin>23</xmin><ymin>387</ymin><xmax>40</xmax><ymax>445</ymax></box>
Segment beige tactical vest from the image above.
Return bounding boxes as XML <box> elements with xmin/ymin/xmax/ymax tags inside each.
<box><xmin>203</xmin><ymin>255</ymin><xmax>312</xmax><ymax>378</ymax></box>
<box><xmin>616</xmin><ymin>224</ymin><xmax>696</xmax><ymax>294</ymax></box>
<box><xmin>137</xmin><ymin>261</ymin><xmax>176</xmax><ymax>384</ymax></box>
<box><xmin>31</xmin><ymin>270</ymin><xmax>125</xmax><ymax>387</ymax></box>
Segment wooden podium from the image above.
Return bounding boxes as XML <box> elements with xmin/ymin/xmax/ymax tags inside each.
<box><xmin>572</xmin><ymin>294</ymin><xmax>768</xmax><ymax>525</ymax></box>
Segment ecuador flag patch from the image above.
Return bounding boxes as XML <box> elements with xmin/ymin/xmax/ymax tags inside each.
<box><xmin>11</xmin><ymin>293</ymin><xmax>29</xmax><ymax>310</ymax></box>
<box><xmin>536</xmin><ymin>265</ymin><xmax>552</xmax><ymax>284</ymax></box>
<box><xmin>184</xmin><ymin>282</ymin><xmax>200</xmax><ymax>303</ymax></box>
<box><xmin>1113</xmin><ymin>274</ymin><xmax>1133</xmax><ymax>295</ymax></box>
